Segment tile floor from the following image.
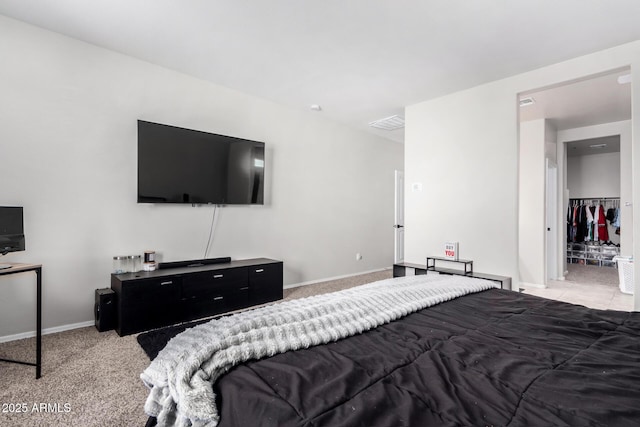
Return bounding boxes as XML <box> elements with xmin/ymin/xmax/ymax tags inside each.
<box><xmin>521</xmin><ymin>279</ymin><xmax>634</xmax><ymax>311</ymax></box>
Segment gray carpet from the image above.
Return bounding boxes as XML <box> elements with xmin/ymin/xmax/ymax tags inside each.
<box><xmin>0</xmin><ymin>269</ymin><xmax>391</xmax><ymax>427</ymax></box>
<box><xmin>565</xmin><ymin>263</ymin><xmax>619</xmax><ymax>287</ymax></box>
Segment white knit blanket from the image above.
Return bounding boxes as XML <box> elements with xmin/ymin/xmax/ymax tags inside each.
<box><xmin>141</xmin><ymin>273</ymin><xmax>498</xmax><ymax>427</ymax></box>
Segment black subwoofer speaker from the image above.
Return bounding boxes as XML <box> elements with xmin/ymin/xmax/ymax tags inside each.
<box><xmin>95</xmin><ymin>288</ymin><xmax>116</xmax><ymax>332</ymax></box>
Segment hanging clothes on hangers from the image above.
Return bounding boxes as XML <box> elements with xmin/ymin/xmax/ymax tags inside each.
<box><xmin>596</xmin><ymin>204</ymin><xmax>609</xmax><ymax>242</ymax></box>
<box><xmin>585</xmin><ymin>204</ymin><xmax>594</xmax><ymax>241</ymax></box>
<box><xmin>573</xmin><ymin>205</ymin><xmax>580</xmax><ymax>242</ymax></box>
<box><xmin>567</xmin><ymin>198</ymin><xmax>620</xmax><ymax>242</ymax></box>
<box><xmin>613</xmin><ymin>206</ymin><xmax>621</xmax><ymax>235</ymax></box>
<box><xmin>592</xmin><ymin>205</ymin><xmax>599</xmax><ymax>241</ymax></box>
<box><xmin>576</xmin><ymin>205</ymin><xmax>587</xmax><ymax>242</ymax></box>
<box><xmin>567</xmin><ymin>204</ymin><xmax>574</xmax><ymax>242</ymax></box>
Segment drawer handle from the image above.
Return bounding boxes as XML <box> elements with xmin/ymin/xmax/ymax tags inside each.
<box><xmin>160</xmin><ymin>281</ymin><xmax>173</xmax><ymax>286</ymax></box>
<box><xmin>240</xmin><ymin>286</ymin><xmax>249</xmax><ymax>291</ymax></box>
<box><xmin>213</xmin><ymin>274</ymin><xmax>224</xmax><ymax>279</ymax></box>
<box><xmin>213</xmin><ymin>296</ymin><xmax>224</xmax><ymax>301</ymax></box>
<box><xmin>255</xmin><ymin>269</ymin><xmax>264</xmax><ymax>273</ymax></box>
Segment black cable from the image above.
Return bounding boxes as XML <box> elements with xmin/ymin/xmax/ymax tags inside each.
<box><xmin>204</xmin><ymin>205</ymin><xmax>218</xmax><ymax>258</ymax></box>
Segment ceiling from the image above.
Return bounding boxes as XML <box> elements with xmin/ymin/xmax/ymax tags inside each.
<box><xmin>566</xmin><ymin>135</ymin><xmax>621</xmax><ymax>158</ymax></box>
<box><xmin>1</xmin><ymin>1</ymin><xmax>640</xmax><ymax>143</ymax></box>
<box><xmin>519</xmin><ymin>68</ymin><xmax>632</xmax><ymax>131</ymax></box>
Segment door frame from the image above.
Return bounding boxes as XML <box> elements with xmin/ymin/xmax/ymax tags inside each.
<box><xmin>394</xmin><ymin>170</ymin><xmax>404</xmax><ymax>264</ymax></box>
<box><xmin>545</xmin><ymin>159</ymin><xmax>559</xmax><ymax>283</ymax></box>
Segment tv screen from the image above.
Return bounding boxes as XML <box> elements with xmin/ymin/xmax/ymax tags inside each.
<box><xmin>138</xmin><ymin>120</ymin><xmax>265</xmax><ymax>204</ymax></box>
<box><xmin>0</xmin><ymin>206</ymin><xmax>25</xmax><ymax>254</ymax></box>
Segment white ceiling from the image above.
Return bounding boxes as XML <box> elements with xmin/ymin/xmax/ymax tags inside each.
<box><xmin>566</xmin><ymin>135</ymin><xmax>621</xmax><ymax>158</ymax></box>
<box><xmin>1</xmin><ymin>1</ymin><xmax>639</xmax><ymax>143</ymax></box>
<box><xmin>519</xmin><ymin>68</ymin><xmax>632</xmax><ymax>131</ymax></box>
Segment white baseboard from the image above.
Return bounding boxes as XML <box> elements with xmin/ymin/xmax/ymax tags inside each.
<box><xmin>0</xmin><ymin>268</ymin><xmax>391</xmax><ymax>343</ymax></box>
<box><xmin>283</xmin><ymin>267</ymin><xmax>390</xmax><ymax>290</ymax></box>
<box><xmin>0</xmin><ymin>268</ymin><xmax>395</xmax><ymax>343</ymax></box>
<box><xmin>519</xmin><ymin>282</ymin><xmax>547</xmax><ymax>289</ymax></box>
<box><xmin>0</xmin><ymin>320</ymin><xmax>95</xmax><ymax>344</ymax></box>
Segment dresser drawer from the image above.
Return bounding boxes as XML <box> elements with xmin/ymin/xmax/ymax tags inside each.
<box><xmin>181</xmin><ymin>288</ymin><xmax>249</xmax><ymax>321</ymax></box>
<box><xmin>120</xmin><ymin>302</ymin><xmax>179</xmax><ymax>335</ymax></box>
<box><xmin>249</xmin><ymin>262</ymin><xmax>283</xmax><ymax>305</ymax></box>
<box><xmin>182</xmin><ymin>267</ymin><xmax>248</xmax><ymax>298</ymax></box>
<box><xmin>249</xmin><ymin>263</ymin><xmax>282</xmax><ymax>288</ymax></box>
<box><xmin>120</xmin><ymin>276</ymin><xmax>181</xmax><ymax>306</ymax></box>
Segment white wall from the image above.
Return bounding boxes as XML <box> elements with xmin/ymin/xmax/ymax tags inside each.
<box><xmin>518</xmin><ymin>118</ymin><xmax>558</xmax><ymax>287</ymax></box>
<box><xmin>545</xmin><ymin>120</ymin><xmax>558</xmax><ymax>165</ymax></box>
<box><xmin>567</xmin><ymin>152</ymin><xmax>621</xmax><ymax>198</ymax></box>
<box><xmin>544</xmin><ymin>121</ymin><xmax>561</xmax><ymax>281</ymax></box>
<box><xmin>405</xmin><ymin>81</ymin><xmax>519</xmax><ymax>283</ymax></box>
<box><xmin>0</xmin><ymin>16</ymin><xmax>403</xmax><ymax>338</ymax></box>
<box><xmin>633</xmin><ymin>62</ymin><xmax>640</xmax><ymax>310</ymax></box>
<box><xmin>405</xmin><ymin>40</ymin><xmax>640</xmax><ymax>302</ymax></box>
<box><xmin>518</xmin><ymin>119</ymin><xmax>546</xmax><ymax>286</ymax></box>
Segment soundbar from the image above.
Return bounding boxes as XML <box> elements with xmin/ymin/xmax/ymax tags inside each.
<box><xmin>158</xmin><ymin>257</ymin><xmax>231</xmax><ymax>270</ymax></box>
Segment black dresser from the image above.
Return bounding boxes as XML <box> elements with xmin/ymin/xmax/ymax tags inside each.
<box><xmin>111</xmin><ymin>258</ymin><xmax>283</xmax><ymax>336</ymax></box>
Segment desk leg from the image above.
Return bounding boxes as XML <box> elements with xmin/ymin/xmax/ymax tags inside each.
<box><xmin>393</xmin><ymin>265</ymin><xmax>406</xmax><ymax>277</ymax></box>
<box><xmin>36</xmin><ymin>267</ymin><xmax>42</xmax><ymax>379</ymax></box>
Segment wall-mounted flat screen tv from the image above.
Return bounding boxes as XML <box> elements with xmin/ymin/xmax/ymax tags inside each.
<box><xmin>0</xmin><ymin>206</ymin><xmax>25</xmax><ymax>255</ymax></box>
<box><xmin>138</xmin><ymin>120</ymin><xmax>265</xmax><ymax>204</ymax></box>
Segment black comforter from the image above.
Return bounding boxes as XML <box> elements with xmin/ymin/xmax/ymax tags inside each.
<box><xmin>140</xmin><ymin>289</ymin><xmax>640</xmax><ymax>426</ymax></box>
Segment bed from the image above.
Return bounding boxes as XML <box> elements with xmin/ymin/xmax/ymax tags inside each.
<box><xmin>138</xmin><ymin>274</ymin><xmax>640</xmax><ymax>427</ymax></box>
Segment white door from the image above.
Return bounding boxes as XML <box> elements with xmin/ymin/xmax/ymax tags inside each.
<box><xmin>546</xmin><ymin>159</ymin><xmax>558</xmax><ymax>282</ymax></box>
<box><xmin>394</xmin><ymin>170</ymin><xmax>405</xmax><ymax>263</ymax></box>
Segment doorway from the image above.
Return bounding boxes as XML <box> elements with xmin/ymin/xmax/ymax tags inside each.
<box><xmin>394</xmin><ymin>170</ymin><xmax>404</xmax><ymax>264</ymax></box>
<box><xmin>517</xmin><ymin>68</ymin><xmax>633</xmax><ymax>309</ymax></box>
<box><xmin>545</xmin><ymin>159</ymin><xmax>558</xmax><ymax>282</ymax></box>
<box><xmin>564</xmin><ymin>135</ymin><xmax>621</xmax><ymax>286</ymax></box>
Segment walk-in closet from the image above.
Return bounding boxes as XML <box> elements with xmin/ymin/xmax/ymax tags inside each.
<box><xmin>565</xmin><ymin>136</ymin><xmax>621</xmax><ymax>286</ymax></box>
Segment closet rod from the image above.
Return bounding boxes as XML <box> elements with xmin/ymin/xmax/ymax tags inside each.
<box><xmin>569</xmin><ymin>197</ymin><xmax>620</xmax><ymax>200</ymax></box>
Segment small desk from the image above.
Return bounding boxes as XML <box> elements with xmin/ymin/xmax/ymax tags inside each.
<box><xmin>0</xmin><ymin>263</ymin><xmax>42</xmax><ymax>379</ymax></box>
<box><xmin>427</xmin><ymin>256</ymin><xmax>473</xmax><ymax>275</ymax></box>
<box><xmin>393</xmin><ymin>261</ymin><xmax>511</xmax><ymax>290</ymax></box>
<box><xmin>393</xmin><ymin>262</ymin><xmax>428</xmax><ymax>277</ymax></box>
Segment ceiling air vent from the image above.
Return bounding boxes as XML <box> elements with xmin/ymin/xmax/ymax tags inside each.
<box><xmin>519</xmin><ymin>97</ymin><xmax>535</xmax><ymax>107</ymax></box>
<box><xmin>369</xmin><ymin>115</ymin><xmax>405</xmax><ymax>130</ymax></box>
<box><xmin>617</xmin><ymin>74</ymin><xmax>632</xmax><ymax>85</ymax></box>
